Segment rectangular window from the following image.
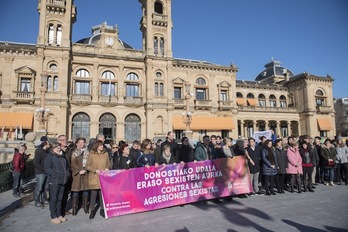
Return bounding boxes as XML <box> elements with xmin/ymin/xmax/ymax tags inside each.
<box><xmin>48</xmin><ymin>25</ymin><xmax>54</xmax><ymax>44</ymax></box>
<box><xmin>196</xmin><ymin>88</ymin><xmax>206</xmax><ymax>100</ymax></box>
<box><xmin>75</xmin><ymin>81</ymin><xmax>90</xmax><ymax>94</ymax></box>
<box><xmin>20</xmin><ymin>78</ymin><xmax>31</xmax><ymax>92</ymax></box>
<box><xmin>101</xmin><ymin>83</ymin><xmax>115</xmax><ymax>96</ymax></box>
<box><xmin>259</xmin><ymin>100</ymin><xmax>266</xmax><ymax>107</ymax></box>
<box><xmin>174</xmin><ymin>87</ymin><xmax>182</xmax><ymax>99</ymax></box>
<box><xmin>220</xmin><ymin>90</ymin><xmax>228</xmax><ymax>101</ymax></box>
<box><xmin>221</xmin><ymin>130</ymin><xmax>229</xmax><ymax>138</ymax></box>
<box><xmin>154</xmin><ymin>37</ymin><xmax>158</xmax><ymax>55</ymax></box>
<box><xmin>316</xmin><ymin>98</ymin><xmax>324</xmax><ymax>106</ymax></box>
<box><xmin>198</xmin><ymin>130</ymin><xmax>207</xmax><ymax>135</ymax></box>
<box><xmin>174</xmin><ymin>130</ymin><xmax>183</xmax><ymax>140</ymax></box>
<box><xmin>154</xmin><ymin>83</ymin><xmax>158</xmax><ymax>96</ymax></box>
<box><xmin>126</xmin><ymin>84</ymin><xmax>139</xmax><ymax>97</ymax></box>
<box><xmin>53</xmin><ymin>77</ymin><xmax>58</xmax><ymax>91</ymax></box>
<box><xmin>160</xmin><ymin>38</ymin><xmax>164</xmax><ymax>56</ymax></box>
<box><xmin>280</xmin><ymin>101</ymin><xmax>287</xmax><ymax>108</ymax></box>
<box><xmin>159</xmin><ymin>83</ymin><xmax>164</xmax><ymax>96</ymax></box>
<box><xmin>269</xmin><ymin>100</ymin><xmax>276</xmax><ymax>107</ymax></box>
<box><xmin>56</xmin><ymin>26</ymin><xmax>62</xmax><ymax>46</ymax></box>
<box><xmin>319</xmin><ymin>130</ymin><xmax>327</xmax><ymax>137</ymax></box>
<box><xmin>47</xmin><ymin>76</ymin><xmax>53</xmax><ymax>91</ymax></box>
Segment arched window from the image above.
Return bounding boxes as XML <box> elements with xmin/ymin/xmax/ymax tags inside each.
<box><xmin>160</xmin><ymin>37</ymin><xmax>164</xmax><ymax>56</ymax></box>
<box><xmin>154</xmin><ymin>1</ymin><xmax>163</xmax><ymax>14</ymax></box>
<box><xmin>196</xmin><ymin>77</ymin><xmax>206</xmax><ymax>85</ymax></box>
<box><xmin>75</xmin><ymin>69</ymin><xmax>90</xmax><ymax>95</ymax></box>
<box><xmin>100</xmin><ymin>71</ymin><xmax>116</xmax><ymax>96</ymax></box>
<box><xmin>56</xmin><ymin>25</ymin><xmax>62</xmax><ymax>46</ymax></box>
<box><xmin>71</xmin><ymin>113</ymin><xmax>90</xmax><ymax>141</ymax></box>
<box><xmin>49</xmin><ymin>64</ymin><xmax>57</xmax><ymax>71</ymax></box>
<box><xmin>154</xmin><ymin>37</ymin><xmax>158</xmax><ymax>55</ymax></box>
<box><xmin>280</xmin><ymin>95</ymin><xmax>287</xmax><ymax>107</ymax></box>
<box><xmin>102</xmin><ymin>71</ymin><xmax>115</xmax><ymax>79</ymax></box>
<box><xmin>269</xmin><ymin>94</ymin><xmax>276</xmax><ymax>107</ymax></box>
<box><xmin>126</xmin><ymin>73</ymin><xmax>140</xmax><ymax>97</ymax></box>
<box><xmin>156</xmin><ymin>72</ymin><xmax>162</xmax><ymax>78</ymax></box>
<box><xmin>126</xmin><ymin>72</ymin><xmax>139</xmax><ymax>81</ymax></box>
<box><xmin>247</xmin><ymin>93</ymin><xmax>254</xmax><ymax>98</ymax></box>
<box><xmin>236</xmin><ymin>92</ymin><xmax>243</xmax><ymax>98</ymax></box>
<box><xmin>124</xmin><ymin>114</ymin><xmax>141</xmax><ymax>142</ymax></box>
<box><xmin>53</xmin><ymin>76</ymin><xmax>58</xmax><ymax>91</ymax></box>
<box><xmin>48</xmin><ymin>24</ymin><xmax>54</xmax><ymax>45</ymax></box>
<box><xmin>159</xmin><ymin>83</ymin><xmax>164</xmax><ymax>96</ymax></box>
<box><xmin>258</xmin><ymin>94</ymin><xmax>266</xmax><ymax>107</ymax></box>
<box><xmin>156</xmin><ymin>116</ymin><xmax>164</xmax><ymax>134</ymax></box>
<box><xmin>99</xmin><ymin>113</ymin><xmax>116</xmax><ymax>141</ymax></box>
<box><xmin>154</xmin><ymin>83</ymin><xmax>158</xmax><ymax>96</ymax></box>
<box><xmin>76</xmin><ymin>69</ymin><xmax>90</xmax><ymax>77</ymax></box>
<box><xmin>315</xmin><ymin>89</ymin><xmax>326</xmax><ymax>106</ymax></box>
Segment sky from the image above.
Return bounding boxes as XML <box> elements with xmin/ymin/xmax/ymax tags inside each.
<box><xmin>1</xmin><ymin>0</ymin><xmax>347</xmax><ymax>98</ymax></box>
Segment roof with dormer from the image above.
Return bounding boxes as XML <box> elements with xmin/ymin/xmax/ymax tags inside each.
<box><xmin>255</xmin><ymin>60</ymin><xmax>295</xmax><ymax>81</ymax></box>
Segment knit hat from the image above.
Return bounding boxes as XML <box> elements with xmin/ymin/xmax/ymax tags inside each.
<box><xmin>40</xmin><ymin>136</ymin><xmax>48</xmax><ymax>142</ymax></box>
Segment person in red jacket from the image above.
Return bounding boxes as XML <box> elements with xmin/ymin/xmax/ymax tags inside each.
<box><xmin>12</xmin><ymin>145</ymin><xmax>28</xmax><ymax>197</ymax></box>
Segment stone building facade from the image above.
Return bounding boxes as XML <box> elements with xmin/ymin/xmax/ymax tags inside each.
<box><xmin>0</xmin><ymin>0</ymin><xmax>335</xmax><ymax>142</ymax></box>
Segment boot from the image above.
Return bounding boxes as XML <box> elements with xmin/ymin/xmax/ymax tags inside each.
<box><xmin>89</xmin><ymin>208</ymin><xmax>97</xmax><ymax>220</ymax></box>
<box><xmin>72</xmin><ymin>196</ymin><xmax>78</xmax><ymax>216</ymax></box>
<box><xmin>100</xmin><ymin>209</ymin><xmax>105</xmax><ymax>218</ymax></box>
<box><xmin>83</xmin><ymin>195</ymin><xmax>89</xmax><ymax>214</ymax></box>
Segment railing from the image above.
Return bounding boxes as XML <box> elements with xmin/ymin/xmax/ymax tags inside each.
<box><xmin>194</xmin><ymin>100</ymin><xmax>212</xmax><ymax>109</ymax></box>
<box><xmin>152</xmin><ymin>13</ymin><xmax>168</xmax><ymax>22</ymax></box>
<box><xmin>0</xmin><ymin>159</ymin><xmax>35</xmax><ymax>193</ymax></box>
<box><xmin>173</xmin><ymin>99</ymin><xmax>185</xmax><ymax>108</ymax></box>
<box><xmin>316</xmin><ymin>105</ymin><xmax>332</xmax><ymax>114</ymax></box>
<box><xmin>238</xmin><ymin>105</ymin><xmax>298</xmax><ymax>113</ymax></box>
<box><xmin>71</xmin><ymin>94</ymin><xmax>92</xmax><ymax>102</ymax></box>
<box><xmin>13</xmin><ymin>91</ymin><xmax>34</xmax><ymax>99</ymax></box>
<box><xmin>218</xmin><ymin>100</ymin><xmax>233</xmax><ymax>110</ymax></box>
<box><xmin>124</xmin><ymin>96</ymin><xmax>143</xmax><ymax>105</ymax></box>
<box><xmin>98</xmin><ymin>95</ymin><xmax>118</xmax><ymax>103</ymax></box>
<box><xmin>46</xmin><ymin>0</ymin><xmax>65</xmax><ymax>7</ymax></box>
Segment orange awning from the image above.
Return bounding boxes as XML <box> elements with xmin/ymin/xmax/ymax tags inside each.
<box><xmin>317</xmin><ymin>118</ymin><xmax>332</xmax><ymax>131</ymax></box>
<box><xmin>247</xmin><ymin>98</ymin><xmax>258</xmax><ymax>106</ymax></box>
<box><xmin>0</xmin><ymin>112</ymin><xmax>34</xmax><ymax>129</ymax></box>
<box><xmin>173</xmin><ymin>116</ymin><xmax>235</xmax><ymax>130</ymax></box>
<box><xmin>236</xmin><ymin>98</ymin><xmax>246</xmax><ymax>106</ymax></box>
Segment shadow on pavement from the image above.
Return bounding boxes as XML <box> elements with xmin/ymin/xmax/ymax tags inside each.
<box><xmin>282</xmin><ymin>219</ymin><xmax>327</xmax><ymax>232</ymax></box>
<box><xmin>325</xmin><ymin>225</ymin><xmax>348</xmax><ymax>232</ymax></box>
<box><xmin>174</xmin><ymin>227</ymin><xmax>190</xmax><ymax>232</ymax></box>
<box><xmin>193</xmin><ymin>199</ymin><xmax>274</xmax><ymax>232</ymax></box>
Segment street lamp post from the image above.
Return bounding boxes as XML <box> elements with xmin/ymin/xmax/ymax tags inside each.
<box><xmin>182</xmin><ymin>81</ymin><xmax>193</xmax><ymax>139</ymax></box>
<box><xmin>35</xmin><ymin>74</ymin><xmax>50</xmax><ymax>132</ymax></box>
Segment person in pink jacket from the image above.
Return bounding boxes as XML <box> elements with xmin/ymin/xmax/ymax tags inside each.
<box><xmin>287</xmin><ymin>141</ymin><xmax>303</xmax><ymax>193</ymax></box>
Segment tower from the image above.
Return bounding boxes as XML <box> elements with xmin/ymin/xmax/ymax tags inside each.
<box><xmin>37</xmin><ymin>0</ymin><xmax>76</xmax><ymax>47</ymax></box>
<box><xmin>35</xmin><ymin>0</ymin><xmax>76</xmax><ymax>135</ymax></box>
<box><xmin>139</xmin><ymin>0</ymin><xmax>173</xmax><ymax>57</ymax></box>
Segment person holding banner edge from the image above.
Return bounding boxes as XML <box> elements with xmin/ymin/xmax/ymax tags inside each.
<box><xmin>86</xmin><ymin>140</ymin><xmax>111</xmax><ymax>219</ymax></box>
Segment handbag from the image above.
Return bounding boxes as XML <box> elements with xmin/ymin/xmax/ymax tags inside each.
<box><xmin>327</xmin><ymin>159</ymin><xmax>334</xmax><ymax>166</ymax></box>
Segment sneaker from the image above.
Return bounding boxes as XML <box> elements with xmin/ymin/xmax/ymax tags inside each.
<box><xmin>249</xmin><ymin>192</ymin><xmax>255</xmax><ymax>196</ymax></box>
<box><xmin>329</xmin><ymin>182</ymin><xmax>335</xmax><ymax>186</ymax></box>
<box><xmin>35</xmin><ymin>203</ymin><xmax>43</xmax><ymax>207</ymax></box>
<box><xmin>51</xmin><ymin>218</ymin><xmax>61</xmax><ymax>224</ymax></box>
<box><xmin>58</xmin><ymin>216</ymin><xmax>67</xmax><ymax>222</ymax></box>
<box><xmin>256</xmin><ymin>192</ymin><xmax>264</xmax><ymax>196</ymax></box>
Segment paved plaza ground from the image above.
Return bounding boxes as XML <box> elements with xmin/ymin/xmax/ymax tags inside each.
<box><xmin>0</xmin><ymin>184</ymin><xmax>348</xmax><ymax>232</ymax></box>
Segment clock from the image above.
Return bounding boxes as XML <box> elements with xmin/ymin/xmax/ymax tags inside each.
<box><xmin>105</xmin><ymin>37</ymin><xmax>114</xmax><ymax>46</ymax></box>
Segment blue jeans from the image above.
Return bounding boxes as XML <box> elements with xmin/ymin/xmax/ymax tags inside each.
<box><xmin>34</xmin><ymin>174</ymin><xmax>48</xmax><ymax>204</ymax></box>
<box><xmin>49</xmin><ymin>183</ymin><xmax>65</xmax><ymax>219</ymax></box>
<box><xmin>324</xmin><ymin>168</ymin><xmax>335</xmax><ymax>182</ymax></box>
<box><xmin>12</xmin><ymin>171</ymin><xmax>23</xmax><ymax>195</ymax></box>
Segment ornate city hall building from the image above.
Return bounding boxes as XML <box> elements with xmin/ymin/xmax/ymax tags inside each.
<box><xmin>0</xmin><ymin>0</ymin><xmax>336</xmax><ymax>142</ymax></box>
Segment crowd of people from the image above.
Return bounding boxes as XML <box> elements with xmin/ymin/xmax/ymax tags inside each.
<box><xmin>11</xmin><ymin>131</ymin><xmax>348</xmax><ymax>224</ymax></box>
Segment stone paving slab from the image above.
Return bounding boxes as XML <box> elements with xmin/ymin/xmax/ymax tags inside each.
<box><xmin>1</xmin><ymin>184</ymin><xmax>348</xmax><ymax>232</ymax></box>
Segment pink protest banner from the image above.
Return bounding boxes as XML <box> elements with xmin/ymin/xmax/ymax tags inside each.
<box><xmin>99</xmin><ymin>156</ymin><xmax>252</xmax><ymax>218</ymax></box>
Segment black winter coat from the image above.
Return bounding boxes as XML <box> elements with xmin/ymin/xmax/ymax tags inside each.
<box><xmin>44</xmin><ymin>151</ymin><xmax>70</xmax><ymax>185</ymax></box>
<box><xmin>246</xmin><ymin>147</ymin><xmax>261</xmax><ymax>174</ymax></box>
<box><xmin>274</xmin><ymin>146</ymin><xmax>288</xmax><ymax>174</ymax></box>
<box><xmin>33</xmin><ymin>146</ymin><xmax>48</xmax><ymax>175</ymax></box>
